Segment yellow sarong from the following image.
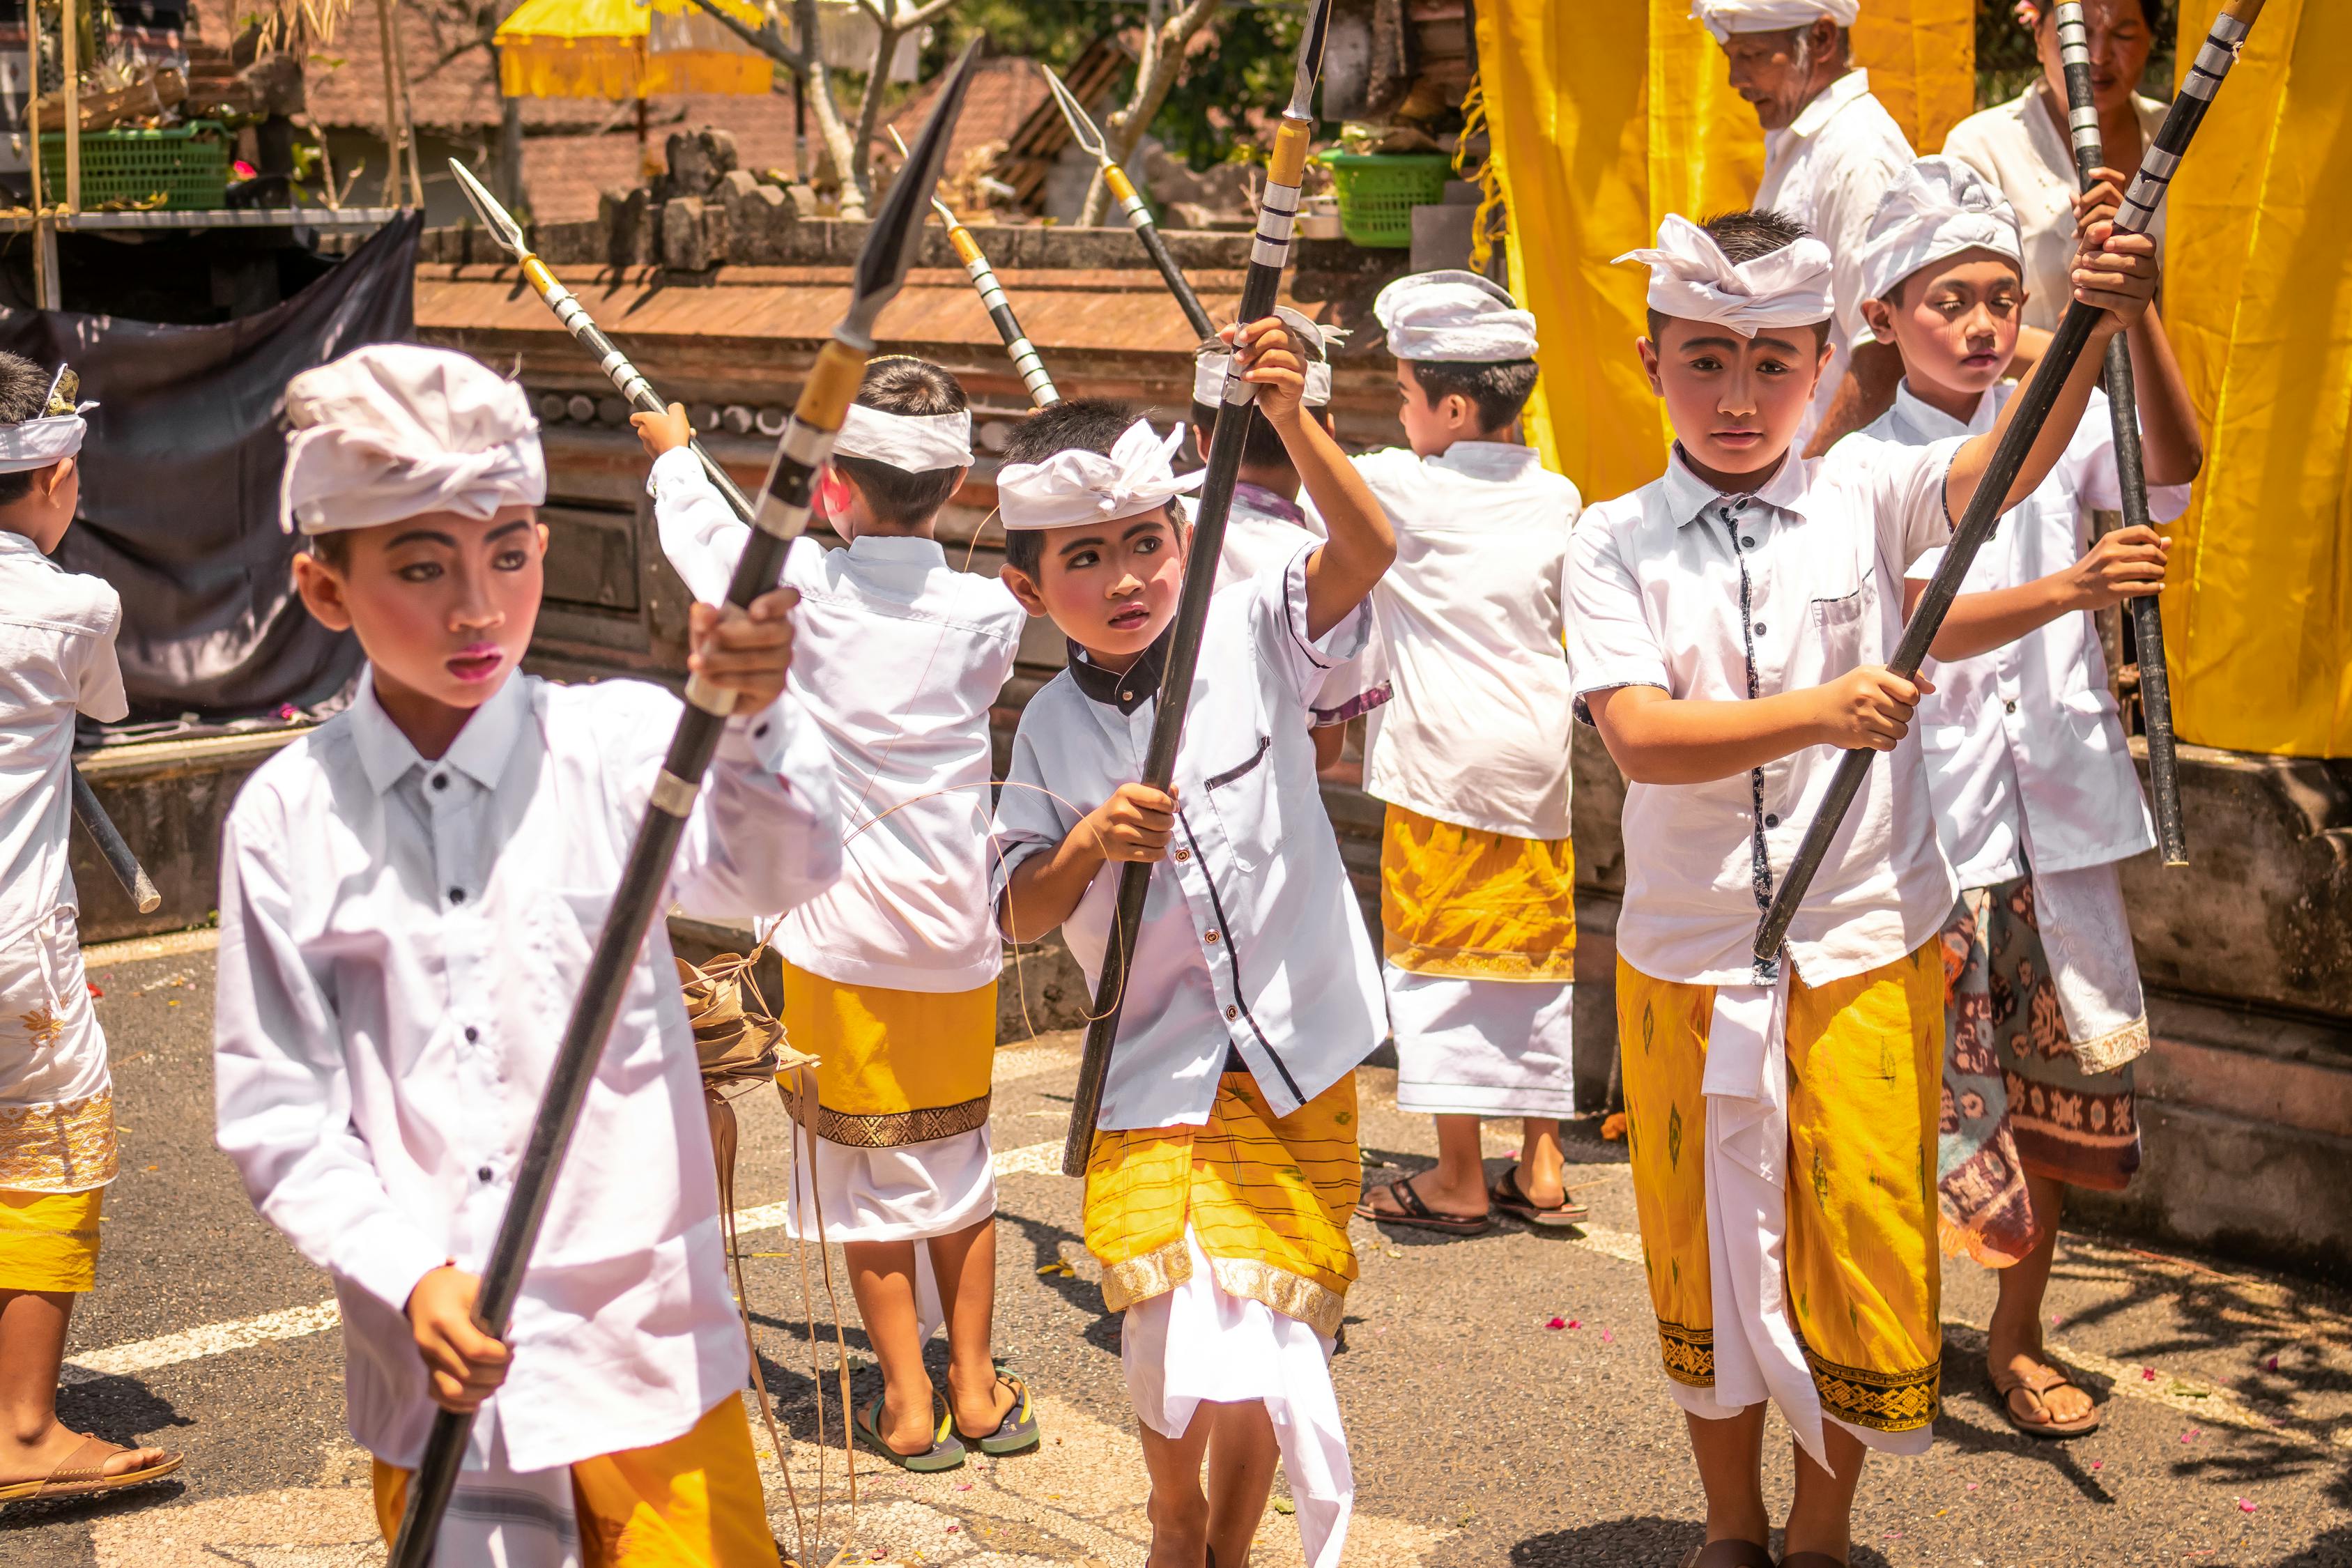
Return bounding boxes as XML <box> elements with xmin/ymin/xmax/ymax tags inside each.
<box><xmin>1380</xmin><ymin>804</ymin><xmax>1576</xmax><ymax>981</ymax></box>
<box><xmin>1084</xmin><ymin>1072</ymin><xmax>1361</xmax><ymax>1339</ymax></box>
<box><xmin>1616</xmin><ymin>947</ymin><xmax>1945</xmax><ymax>1438</ymax></box>
<box><xmin>374</xmin><ymin>1394</ymin><xmax>780</xmax><ymax>1568</ymax></box>
<box><xmin>0</xmin><ymin>1185</ymin><xmax>102</xmax><ymax>1292</ymax></box>
<box><xmin>779</xmin><ymin>962</ymin><xmax>996</xmax><ymax>1147</ymax></box>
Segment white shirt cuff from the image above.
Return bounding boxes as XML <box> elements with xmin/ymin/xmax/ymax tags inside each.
<box><xmin>647</xmin><ymin>444</ymin><xmax>705</xmax><ymax>498</ymax></box>
<box><xmin>335</xmin><ymin>1212</ymin><xmax>451</xmax><ymax>1320</ymax></box>
<box><xmin>718</xmin><ymin>691</ymin><xmax>799</xmax><ymax>774</ymax></box>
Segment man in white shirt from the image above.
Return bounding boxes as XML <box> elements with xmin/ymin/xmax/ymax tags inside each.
<box><xmin>1696</xmin><ymin>0</ymin><xmax>1916</xmax><ymax>453</ymax></box>
<box><xmin>213</xmin><ymin>344</ymin><xmax>838</xmax><ymax>1568</ymax></box>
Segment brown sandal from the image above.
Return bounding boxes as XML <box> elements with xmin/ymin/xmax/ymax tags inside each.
<box><xmin>0</xmin><ymin>1434</ymin><xmax>182</xmax><ymax>1503</ymax></box>
<box><xmin>1353</xmin><ymin>1173</ymin><xmax>1491</xmax><ymax>1236</ymax></box>
<box><xmin>1489</xmin><ymin>1165</ymin><xmax>1590</xmax><ymax>1227</ymax></box>
<box><xmin>1779</xmin><ymin>1555</ymin><xmax>1850</xmax><ymax>1567</ymax></box>
<box><xmin>1677</xmin><ymin>1541</ymin><xmax>1775</xmax><ymax>1568</ymax></box>
<box><xmin>1989</xmin><ymin>1355</ymin><xmax>2103</xmax><ymax>1438</ymax></box>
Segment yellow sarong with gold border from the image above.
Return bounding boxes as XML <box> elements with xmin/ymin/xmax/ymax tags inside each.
<box><xmin>779</xmin><ymin>962</ymin><xmax>996</xmax><ymax>1147</ymax></box>
<box><xmin>1380</xmin><ymin>804</ymin><xmax>1576</xmax><ymax>980</ymax></box>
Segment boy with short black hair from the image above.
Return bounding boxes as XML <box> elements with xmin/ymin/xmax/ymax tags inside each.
<box><xmin>638</xmin><ymin>353</ymin><xmax>1037</xmax><ymax>1473</ymax></box>
<box><xmin>1567</xmin><ymin>192</ymin><xmax>2155</xmax><ymax>1567</ymax></box>
<box><xmin>215</xmin><ymin>342</ymin><xmax>837</xmax><ymax>1565</ymax></box>
<box><xmin>990</xmin><ymin>318</ymin><xmax>1393</xmax><ymax>1568</ymax></box>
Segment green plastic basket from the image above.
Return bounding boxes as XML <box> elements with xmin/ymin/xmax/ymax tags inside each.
<box><xmin>1315</xmin><ymin>151</ymin><xmax>1452</xmax><ymax>249</ymax></box>
<box><xmin>38</xmin><ymin>121</ymin><xmax>232</xmax><ymax>211</ymax></box>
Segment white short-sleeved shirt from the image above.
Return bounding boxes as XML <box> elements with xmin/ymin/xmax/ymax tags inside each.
<box><xmin>652</xmin><ymin>447</ymin><xmax>1024</xmax><ymax>991</ymax></box>
<box><xmin>1348</xmin><ymin>442</ymin><xmax>1582</xmax><ymax>840</ymax></box>
<box><xmin>1752</xmin><ymin>69</ymin><xmax>1917</xmax><ymax>447</ymax></box>
<box><xmin>1869</xmin><ymin>381</ymin><xmax>2187</xmax><ymax>883</ymax></box>
<box><xmin>1199</xmin><ymin>482</ymin><xmax>1390</xmax><ymax>728</ymax></box>
<box><xmin>1944</xmin><ymin>87</ymin><xmax>2169</xmax><ymax>335</ymax></box>
<box><xmin>1565</xmin><ymin>439</ymin><xmax>1964</xmax><ymax>986</ymax></box>
<box><xmin>991</xmin><ymin>547</ymin><xmax>1385</xmax><ymax>1131</ymax></box>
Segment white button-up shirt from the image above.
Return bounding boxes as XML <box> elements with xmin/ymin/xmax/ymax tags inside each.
<box><xmin>1752</xmin><ymin>68</ymin><xmax>1917</xmax><ymax>447</ymax></box>
<box><xmin>1349</xmin><ymin>443</ymin><xmax>1582</xmax><ymax>840</ymax></box>
<box><xmin>1566</xmin><ymin>439</ymin><xmax>1963</xmax><ymax>985</ymax></box>
<box><xmin>991</xmin><ymin>548</ymin><xmax>1384</xmax><ymax>1130</ymax></box>
<box><xmin>213</xmin><ymin>669</ymin><xmax>837</xmax><ymax>1471</ymax></box>
<box><xmin>652</xmin><ymin>447</ymin><xmax>1023</xmax><ymax>992</ymax></box>
<box><xmin>1867</xmin><ymin>381</ymin><xmax>2186</xmax><ymax>884</ymax></box>
<box><xmin>1202</xmin><ymin>482</ymin><xmax>1390</xmax><ymax>728</ymax></box>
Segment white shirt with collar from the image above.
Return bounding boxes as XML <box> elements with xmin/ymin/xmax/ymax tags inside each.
<box><xmin>1201</xmin><ymin>482</ymin><xmax>1391</xmax><ymax>730</ymax></box>
<box><xmin>991</xmin><ymin>546</ymin><xmax>1385</xmax><ymax>1131</ymax></box>
<box><xmin>1752</xmin><ymin>68</ymin><xmax>1918</xmax><ymax>447</ymax></box>
<box><xmin>1565</xmin><ymin>438</ymin><xmax>1965</xmax><ymax>986</ymax></box>
<box><xmin>1347</xmin><ymin>441</ymin><xmax>1581</xmax><ymax>840</ymax></box>
<box><xmin>213</xmin><ymin>668</ymin><xmax>838</xmax><ymax>1472</ymax></box>
<box><xmin>652</xmin><ymin>446</ymin><xmax>1024</xmax><ymax>992</ymax></box>
<box><xmin>1866</xmin><ymin>380</ymin><xmax>2187</xmax><ymax>884</ymax></box>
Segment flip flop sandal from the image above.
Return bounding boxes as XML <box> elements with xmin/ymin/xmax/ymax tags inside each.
<box><xmin>1353</xmin><ymin>1173</ymin><xmax>1492</xmax><ymax>1236</ymax></box>
<box><xmin>1990</xmin><ymin>1355</ymin><xmax>2103</xmax><ymax>1438</ymax></box>
<box><xmin>1675</xmin><ymin>1541</ymin><xmax>1776</xmax><ymax>1568</ymax></box>
<box><xmin>0</xmin><ymin>1435</ymin><xmax>182</xmax><ymax>1503</ymax></box>
<box><xmin>1780</xmin><ymin>1555</ymin><xmax>1852</xmax><ymax>1567</ymax></box>
<box><xmin>854</xmin><ymin>1391</ymin><xmax>967</xmax><ymax>1472</ymax></box>
<box><xmin>954</xmin><ymin>1369</ymin><xmax>1042</xmax><ymax>1455</ymax></box>
<box><xmin>1489</xmin><ymin>1166</ymin><xmax>1590</xmax><ymax>1227</ymax></box>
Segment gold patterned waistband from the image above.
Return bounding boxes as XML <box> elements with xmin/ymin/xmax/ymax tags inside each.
<box><xmin>784</xmin><ymin>1091</ymin><xmax>992</xmax><ymax>1148</ymax></box>
<box><xmin>1100</xmin><ymin>1238</ymin><xmax>1348</xmax><ymax>1339</ymax></box>
<box><xmin>0</xmin><ymin>1091</ymin><xmax>117</xmax><ymax>1194</ymax></box>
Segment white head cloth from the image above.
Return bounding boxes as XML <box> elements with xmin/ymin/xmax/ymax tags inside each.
<box><xmin>1859</xmin><ymin>155</ymin><xmax>2025</xmax><ymax>304</ymax></box>
<box><xmin>1374</xmin><ymin>270</ymin><xmax>1539</xmax><ymax>362</ymax></box>
<box><xmin>1193</xmin><ymin>305</ymin><xmax>1340</xmax><ymax>407</ymax></box>
<box><xmin>279</xmin><ymin>343</ymin><xmax>546</xmax><ymax>535</ymax></box>
<box><xmin>833</xmin><ymin>403</ymin><xmax>973</xmax><ymax>472</ymax></box>
<box><xmin>1617</xmin><ymin>214</ymin><xmax>1835</xmax><ymax>338</ymax></box>
<box><xmin>997</xmin><ymin>417</ymin><xmax>1205</xmax><ymax>531</ymax></box>
<box><xmin>1691</xmin><ymin>0</ymin><xmax>1858</xmax><ymax>43</ymax></box>
<box><xmin>0</xmin><ymin>410</ymin><xmax>89</xmax><ymax>473</ymax></box>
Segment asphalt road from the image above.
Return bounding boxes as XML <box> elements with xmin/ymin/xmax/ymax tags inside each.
<box><xmin>6</xmin><ymin>932</ymin><xmax>2351</xmax><ymax>1567</ymax></box>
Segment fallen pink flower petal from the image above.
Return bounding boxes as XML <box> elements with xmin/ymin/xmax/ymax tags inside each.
<box><xmin>2239</xmin><ymin>1500</ymin><xmax>2257</xmax><ymax>1514</ymax></box>
<box><xmin>2050</xmin><ymin>1314</ymin><xmax>2064</xmax><ymax>1328</ymax></box>
<box><xmin>947</xmin><ymin>1525</ymin><xmax>962</xmax><ymax>1533</ymax></box>
<box><xmin>1546</xmin><ymin>1316</ymin><xmax>1567</xmax><ymax>1330</ymax></box>
<box><xmin>2090</xmin><ymin>1461</ymin><xmax>2103</xmax><ymax>1470</ymax></box>
<box><xmin>2181</xmin><ymin>1428</ymin><xmax>2200</xmax><ymax>1443</ymax></box>
<box><xmin>2266</xmin><ymin>1355</ymin><xmax>2280</xmax><ymax>1371</ymax></box>
<box><xmin>1567</xmin><ymin>1319</ymin><xmax>1583</xmax><ymax>1329</ymax></box>
<box><xmin>1967</xmin><ymin>1483</ymin><xmax>1979</xmax><ymax>1491</ymax></box>
<box><xmin>1601</xmin><ymin>1329</ymin><xmax>1615</xmax><ymax>1344</ymax></box>
<box><xmin>954</xmin><ymin>1482</ymin><xmax>974</xmax><ymax>1491</ymax></box>
<box><xmin>2142</xmin><ymin>1367</ymin><xmax>2158</xmax><ymax>1381</ymax></box>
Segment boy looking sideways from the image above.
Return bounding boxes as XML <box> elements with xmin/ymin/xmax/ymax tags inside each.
<box><xmin>990</xmin><ymin>317</ymin><xmax>1393</xmax><ymax>1568</ymax></box>
<box><xmin>1854</xmin><ymin>156</ymin><xmax>2199</xmax><ymax>1438</ymax></box>
<box><xmin>214</xmin><ymin>344</ymin><xmax>837</xmax><ymax>1567</ymax></box>
<box><xmin>1566</xmin><ymin>189</ymin><xmax>2155</xmax><ymax>1568</ymax></box>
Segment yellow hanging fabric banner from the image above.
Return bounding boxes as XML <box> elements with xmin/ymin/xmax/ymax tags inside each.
<box><xmin>1850</xmin><ymin>0</ymin><xmax>1979</xmax><ymax>156</ymax></box>
<box><xmin>2162</xmin><ymin>0</ymin><xmax>2352</xmax><ymax>756</ymax></box>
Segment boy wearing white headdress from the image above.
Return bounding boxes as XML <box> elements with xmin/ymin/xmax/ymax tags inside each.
<box><xmin>1695</xmin><ymin>0</ymin><xmax>1914</xmax><ymax>454</ymax></box>
<box><xmin>1567</xmin><ymin>199</ymin><xmax>2155</xmax><ymax>1567</ymax></box>
<box><xmin>1852</xmin><ymin>155</ymin><xmax>2200</xmax><ymax>1440</ymax></box>
<box><xmin>635</xmin><ymin>356</ymin><xmax>1038</xmax><ymax>1473</ymax></box>
<box><xmin>0</xmin><ymin>353</ymin><xmax>183</xmax><ymax>1505</ymax></box>
<box><xmin>214</xmin><ymin>343</ymin><xmax>837</xmax><ymax>1567</ymax></box>
<box><xmin>989</xmin><ymin>316</ymin><xmax>1393</xmax><ymax>1568</ymax></box>
<box><xmin>1344</xmin><ymin>270</ymin><xmax>1587</xmax><ymax>1238</ymax></box>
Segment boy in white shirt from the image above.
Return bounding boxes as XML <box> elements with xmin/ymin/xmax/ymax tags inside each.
<box><xmin>1347</xmin><ymin>270</ymin><xmax>1586</xmax><ymax>1236</ymax></box>
<box><xmin>636</xmin><ymin>357</ymin><xmax>1036</xmax><ymax>1473</ymax></box>
<box><xmin>0</xmin><ymin>355</ymin><xmax>180</xmax><ymax>1504</ymax></box>
<box><xmin>215</xmin><ymin>344</ymin><xmax>838</xmax><ymax>1567</ymax></box>
<box><xmin>1852</xmin><ymin>156</ymin><xmax>2201</xmax><ymax>1439</ymax></box>
<box><xmin>989</xmin><ymin>315</ymin><xmax>1393</xmax><ymax>1568</ymax></box>
<box><xmin>1567</xmin><ymin>198</ymin><xmax>2153</xmax><ymax>1567</ymax></box>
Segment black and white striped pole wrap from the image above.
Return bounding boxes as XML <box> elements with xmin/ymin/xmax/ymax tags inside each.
<box><xmin>1059</xmin><ymin>0</ymin><xmax>1331</xmax><ymax>1178</ymax></box>
<box><xmin>1751</xmin><ymin>0</ymin><xmax>2263</xmax><ymax>969</ymax></box>
<box><xmin>946</xmin><ymin>222</ymin><xmax>1061</xmax><ymax>406</ymax></box>
<box><xmin>387</xmin><ymin>40</ymin><xmax>985</xmax><ymax>1563</ymax></box>
<box><xmin>1105</xmin><ymin>162</ymin><xmax>1217</xmax><ymax>341</ymax></box>
<box><xmin>2055</xmin><ymin>0</ymin><xmax>2190</xmax><ymax>866</ymax></box>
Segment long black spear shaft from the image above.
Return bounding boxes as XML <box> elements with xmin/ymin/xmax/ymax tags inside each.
<box><xmin>2055</xmin><ymin>1</ymin><xmax>2188</xmax><ymax>866</ymax></box>
<box><xmin>1044</xmin><ymin>65</ymin><xmax>1217</xmax><ymax>341</ymax></box>
<box><xmin>69</xmin><ymin>767</ymin><xmax>158</xmax><ymax>913</ymax></box>
<box><xmin>888</xmin><ymin>125</ymin><xmax>1061</xmax><ymax>408</ymax></box>
<box><xmin>386</xmin><ymin>41</ymin><xmax>985</xmax><ymax>1566</ymax></box>
<box><xmin>1752</xmin><ymin>0</ymin><xmax>2263</xmax><ymax>968</ymax></box>
<box><xmin>1059</xmin><ymin>0</ymin><xmax>1332</xmax><ymax>1178</ymax></box>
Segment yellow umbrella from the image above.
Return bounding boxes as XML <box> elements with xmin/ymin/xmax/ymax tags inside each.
<box><xmin>495</xmin><ymin>0</ymin><xmax>776</xmax><ymax>102</ymax></box>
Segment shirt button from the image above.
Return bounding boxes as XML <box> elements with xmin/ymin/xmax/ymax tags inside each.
<box><xmin>449</xmin><ymin>888</ymin><xmax>466</xmax><ymax>905</ymax></box>
<box><xmin>1742</xmin><ymin>537</ymin><xmax>1755</xmax><ymax>548</ymax></box>
<box><xmin>464</xmin><ymin>1026</ymin><xmax>479</xmax><ymax>1043</ymax></box>
<box><xmin>431</xmin><ymin>773</ymin><xmax>448</xmax><ymax>791</ymax></box>
<box><xmin>2004</xmin><ymin>699</ymin><xmax>2018</xmax><ymax>714</ymax></box>
<box><xmin>1224</xmin><ymin>1005</ymin><xmax>1238</xmax><ymax>1022</ymax></box>
<box><xmin>1765</xmin><ymin>813</ymin><xmax>1780</xmax><ymax>829</ymax></box>
<box><xmin>1753</xmin><ymin>622</ymin><xmax>1767</xmax><ymax>637</ymax></box>
<box><xmin>1174</xmin><ymin>847</ymin><xmax>1192</xmax><ymax>863</ymax></box>
<box><xmin>1204</xmin><ymin>929</ymin><xmax>1221</xmax><ymax>945</ymax></box>
<box><xmin>477</xmin><ymin>1166</ymin><xmax>494</xmax><ymax>1183</ymax></box>
<box><xmin>1119</xmin><ymin>689</ymin><xmax>1135</xmax><ymax>701</ymax></box>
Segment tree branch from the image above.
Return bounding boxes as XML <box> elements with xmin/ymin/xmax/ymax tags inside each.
<box><xmin>1077</xmin><ymin>0</ymin><xmax>1221</xmax><ymax>226</ymax></box>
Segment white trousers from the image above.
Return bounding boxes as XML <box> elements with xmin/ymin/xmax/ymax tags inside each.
<box><xmin>1385</xmin><ymin>966</ymin><xmax>1576</xmax><ymax>1118</ymax></box>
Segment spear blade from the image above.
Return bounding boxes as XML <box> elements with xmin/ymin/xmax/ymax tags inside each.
<box><xmin>1043</xmin><ymin>63</ymin><xmax>1109</xmax><ymax>163</ymax></box>
<box><xmin>1286</xmin><ymin>0</ymin><xmax>1335</xmax><ymax>121</ymax></box>
<box><xmin>447</xmin><ymin>158</ymin><xmax>528</xmax><ymax>258</ymax></box>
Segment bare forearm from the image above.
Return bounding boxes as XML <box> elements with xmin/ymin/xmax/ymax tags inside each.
<box><xmin>1949</xmin><ymin>320</ymin><xmax>2119</xmax><ymax>516</ymax></box>
<box><xmin>1591</xmin><ymin>687</ymin><xmax>1827</xmax><ymax>785</ymax></box>
<box><xmin>998</xmin><ymin>836</ymin><xmax>1107</xmax><ymax>944</ymax></box>
<box><xmin>1928</xmin><ymin>579</ymin><xmax>2078</xmax><ymax>663</ymax></box>
<box><xmin>2123</xmin><ymin>308</ymin><xmax>2203</xmax><ymax>487</ymax></box>
<box><xmin>1282</xmin><ymin>411</ymin><xmax>1394</xmax><ymax>639</ymax></box>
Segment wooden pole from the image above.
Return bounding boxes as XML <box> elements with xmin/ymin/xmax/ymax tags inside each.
<box><xmin>375</xmin><ymin>0</ymin><xmax>401</xmax><ymax>207</ymax></box>
<box><xmin>59</xmin><ymin>0</ymin><xmax>76</xmax><ymax>213</ymax></box>
<box><xmin>26</xmin><ymin>24</ymin><xmax>55</xmax><ymax>309</ymax></box>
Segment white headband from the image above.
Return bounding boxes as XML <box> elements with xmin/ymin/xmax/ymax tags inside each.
<box><xmin>1374</xmin><ymin>269</ymin><xmax>1539</xmax><ymax>362</ymax></box>
<box><xmin>281</xmin><ymin>344</ymin><xmax>546</xmax><ymax>535</ymax></box>
<box><xmin>1194</xmin><ymin>305</ymin><xmax>1339</xmax><ymax>407</ymax></box>
<box><xmin>0</xmin><ymin>410</ymin><xmax>89</xmax><ymax>473</ymax></box>
<box><xmin>996</xmin><ymin>417</ymin><xmax>1205</xmax><ymax>532</ymax></box>
<box><xmin>833</xmin><ymin>403</ymin><xmax>973</xmax><ymax>472</ymax></box>
<box><xmin>1617</xmin><ymin>214</ymin><xmax>1835</xmax><ymax>338</ymax></box>
<box><xmin>1691</xmin><ymin>0</ymin><xmax>1858</xmax><ymax>43</ymax></box>
<box><xmin>1859</xmin><ymin>155</ymin><xmax>2025</xmax><ymax>305</ymax></box>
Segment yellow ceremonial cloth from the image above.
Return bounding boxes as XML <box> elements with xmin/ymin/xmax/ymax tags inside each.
<box><xmin>1084</xmin><ymin>1071</ymin><xmax>1361</xmax><ymax>1339</ymax></box>
<box><xmin>779</xmin><ymin>962</ymin><xmax>996</xmax><ymax>1147</ymax></box>
<box><xmin>0</xmin><ymin>1186</ymin><xmax>102</xmax><ymax>1292</ymax></box>
<box><xmin>1615</xmin><ymin>946</ymin><xmax>1944</xmax><ymax>1437</ymax></box>
<box><xmin>1380</xmin><ymin>804</ymin><xmax>1576</xmax><ymax>981</ymax></box>
<box><xmin>374</xmin><ymin>1394</ymin><xmax>780</xmax><ymax>1568</ymax></box>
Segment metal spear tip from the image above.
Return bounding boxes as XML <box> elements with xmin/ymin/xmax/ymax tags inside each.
<box><xmin>1286</xmin><ymin>0</ymin><xmax>1335</xmax><ymax>122</ymax></box>
<box><xmin>845</xmin><ymin>36</ymin><xmax>985</xmax><ymax>342</ymax></box>
<box><xmin>447</xmin><ymin>157</ymin><xmax>528</xmax><ymax>257</ymax></box>
<box><xmin>888</xmin><ymin>124</ymin><xmax>960</xmax><ymax>226</ymax></box>
<box><xmin>1043</xmin><ymin>64</ymin><xmax>1108</xmax><ymax>162</ymax></box>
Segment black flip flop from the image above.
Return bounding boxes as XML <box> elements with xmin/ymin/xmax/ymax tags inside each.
<box><xmin>954</xmin><ymin>1369</ymin><xmax>1042</xmax><ymax>1456</ymax></box>
<box><xmin>855</xmin><ymin>1391</ymin><xmax>966</xmax><ymax>1472</ymax></box>
<box><xmin>1489</xmin><ymin>1165</ymin><xmax>1589</xmax><ymax>1228</ymax></box>
<box><xmin>1353</xmin><ymin>1173</ymin><xmax>1492</xmax><ymax>1236</ymax></box>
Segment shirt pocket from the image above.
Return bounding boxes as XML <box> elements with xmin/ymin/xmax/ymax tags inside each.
<box><xmin>1808</xmin><ymin>585</ymin><xmax>1868</xmax><ymax>676</ymax></box>
<box><xmin>1197</xmin><ymin>732</ymin><xmax>1275</xmax><ymax>875</ymax></box>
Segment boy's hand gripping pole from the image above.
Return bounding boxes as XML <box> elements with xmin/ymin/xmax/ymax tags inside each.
<box><xmin>70</xmin><ymin>767</ymin><xmax>159</xmax><ymax>913</ymax></box>
<box><xmin>888</xmin><ymin>125</ymin><xmax>1061</xmax><ymax>408</ymax></box>
<box><xmin>1045</xmin><ymin>63</ymin><xmax>1217</xmax><ymax>342</ymax></box>
<box><xmin>1752</xmin><ymin>0</ymin><xmax>2263</xmax><ymax>971</ymax></box>
<box><xmin>447</xmin><ymin>157</ymin><xmax>761</xmax><ymax>525</ymax></box>
<box><xmin>2055</xmin><ymin>0</ymin><xmax>2188</xmax><ymax>867</ymax></box>
<box><xmin>385</xmin><ymin>41</ymin><xmax>985</xmax><ymax>1568</ymax></box>
<box><xmin>1059</xmin><ymin>0</ymin><xmax>1332</xmax><ymax>1178</ymax></box>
